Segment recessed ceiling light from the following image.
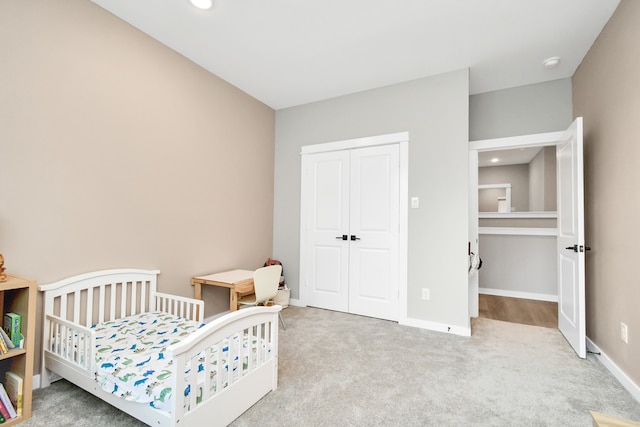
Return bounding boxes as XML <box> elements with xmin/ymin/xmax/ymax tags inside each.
<box><xmin>543</xmin><ymin>57</ymin><xmax>560</xmax><ymax>69</ymax></box>
<box><xmin>190</xmin><ymin>0</ymin><xmax>214</xmax><ymax>10</ymax></box>
<box><xmin>491</xmin><ymin>158</ymin><xmax>499</xmax><ymax>163</ymax></box>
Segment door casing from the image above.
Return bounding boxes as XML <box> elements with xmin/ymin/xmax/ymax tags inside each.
<box><xmin>468</xmin><ymin>119</ymin><xmax>586</xmax><ymax>358</ymax></box>
<box><xmin>300</xmin><ymin>132</ymin><xmax>409</xmax><ymax>322</ymax></box>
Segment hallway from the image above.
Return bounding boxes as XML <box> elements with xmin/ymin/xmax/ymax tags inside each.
<box><xmin>479</xmin><ymin>294</ymin><xmax>558</xmax><ymax>328</ymax></box>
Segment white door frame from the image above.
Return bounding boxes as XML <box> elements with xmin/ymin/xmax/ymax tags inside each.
<box><xmin>468</xmin><ymin>131</ymin><xmax>563</xmax><ymax>318</ymax></box>
<box><xmin>469</xmin><ymin>125</ymin><xmax>586</xmax><ymax>358</ymax></box>
<box><xmin>300</xmin><ymin>132</ymin><xmax>409</xmax><ymax>322</ymax></box>
<box><xmin>469</xmin><ymin>131</ymin><xmax>565</xmax><ymax>317</ymax></box>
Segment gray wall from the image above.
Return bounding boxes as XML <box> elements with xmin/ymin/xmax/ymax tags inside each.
<box><xmin>529</xmin><ymin>148</ymin><xmax>546</xmax><ymax>211</ymax></box>
<box><xmin>479</xmin><ymin>234</ymin><xmax>557</xmax><ymax>297</ymax></box>
<box><xmin>479</xmin><ymin>164</ymin><xmax>529</xmax><ymax>212</ymax></box>
<box><xmin>543</xmin><ymin>147</ymin><xmax>558</xmax><ymax>211</ymax></box>
<box><xmin>529</xmin><ymin>146</ymin><xmax>557</xmax><ymax>211</ymax></box>
<box><xmin>470</xmin><ymin>78</ymin><xmax>573</xmax><ymax>141</ymax></box>
<box><xmin>274</xmin><ymin>69</ymin><xmax>470</xmax><ymax>330</ymax></box>
<box><xmin>471</xmin><ymin>79</ymin><xmax>572</xmax><ymax>298</ymax></box>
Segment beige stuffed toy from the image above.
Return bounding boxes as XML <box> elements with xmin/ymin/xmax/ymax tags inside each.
<box><xmin>0</xmin><ymin>254</ymin><xmax>7</xmax><ymax>282</ymax></box>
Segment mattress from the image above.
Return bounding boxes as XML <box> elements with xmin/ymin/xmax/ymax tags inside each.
<box><xmin>92</xmin><ymin>311</ymin><xmax>268</xmax><ymax>412</ymax></box>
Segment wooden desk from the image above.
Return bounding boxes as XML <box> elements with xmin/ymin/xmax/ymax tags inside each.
<box><xmin>192</xmin><ymin>269</ymin><xmax>254</xmax><ymax>312</ymax></box>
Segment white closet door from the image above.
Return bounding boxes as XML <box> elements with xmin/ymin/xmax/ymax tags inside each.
<box><xmin>304</xmin><ymin>150</ymin><xmax>350</xmax><ymax>312</ymax></box>
<box><xmin>348</xmin><ymin>145</ymin><xmax>399</xmax><ymax>321</ymax></box>
<box><xmin>303</xmin><ymin>145</ymin><xmax>399</xmax><ymax>320</ymax></box>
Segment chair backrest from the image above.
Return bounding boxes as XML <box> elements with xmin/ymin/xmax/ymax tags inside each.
<box><xmin>253</xmin><ymin>264</ymin><xmax>282</xmax><ymax>304</ymax></box>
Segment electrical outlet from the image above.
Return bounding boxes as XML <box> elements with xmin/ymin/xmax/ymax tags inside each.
<box><xmin>621</xmin><ymin>322</ymin><xmax>629</xmax><ymax>344</ymax></box>
<box><xmin>422</xmin><ymin>288</ymin><xmax>430</xmax><ymax>300</ymax></box>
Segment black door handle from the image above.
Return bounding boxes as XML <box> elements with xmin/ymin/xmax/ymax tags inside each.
<box><xmin>336</xmin><ymin>235</ymin><xmax>348</xmax><ymax>240</ymax></box>
<box><xmin>565</xmin><ymin>245</ymin><xmax>592</xmax><ymax>253</ymax></box>
<box><xmin>350</xmin><ymin>235</ymin><xmax>361</xmax><ymax>241</ymax></box>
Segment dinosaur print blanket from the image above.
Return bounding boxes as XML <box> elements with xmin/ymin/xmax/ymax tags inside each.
<box><xmin>93</xmin><ymin>311</ymin><xmax>204</xmax><ymax>411</ymax></box>
<box><xmin>92</xmin><ymin>311</ymin><xmax>268</xmax><ymax>412</ymax></box>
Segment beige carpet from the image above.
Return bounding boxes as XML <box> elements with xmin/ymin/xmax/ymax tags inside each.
<box><xmin>23</xmin><ymin>306</ymin><xmax>640</xmax><ymax>426</ymax></box>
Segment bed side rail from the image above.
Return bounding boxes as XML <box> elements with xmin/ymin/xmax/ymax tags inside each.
<box><xmin>154</xmin><ymin>292</ymin><xmax>204</xmax><ymax>323</ymax></box>
<box><xmin>43</xmin><ymin>313</ymin><xmax>96</xmax><ymax>374</ymax></box>
<box><xmin>168</xmin><ymin>306</ymin><xmax>281</xmax><ymax>421</ymax></box>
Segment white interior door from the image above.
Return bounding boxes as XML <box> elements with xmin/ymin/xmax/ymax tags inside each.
<box><xmin>556</xmin><ymin>117</ymin><xmax>586</xmax><ymax>358</ymax></box>
<box><xmin>348</xmin><ymin>145</ymin><xmax>399</xmax><ymax>321</ymax></box>
<box><xmin>303</xmin><ymin>150</ymin><xmax>350</xmax><ymax>312</ymax></box>
<box><xmin>468</xmin><ymin>149</ymin><xmax>479</xmax><ymax>318</ymax></box>
<box><xmin>303</xmin><ymin>144</ymin><xmax>399</xmax><ymax>321</ymax></box>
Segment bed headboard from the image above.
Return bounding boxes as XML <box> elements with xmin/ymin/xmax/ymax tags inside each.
<box><xmin>39</xmin><ymin>268</ymin><xmax>162</xmax><ymax>328</ymax></box>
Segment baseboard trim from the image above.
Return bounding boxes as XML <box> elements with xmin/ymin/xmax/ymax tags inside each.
<box><xmin>400</xmin><ymin>317</ymin><xmax>471</xmax><ymax>337</ymax></box>
<box><xmin>288</xmin><ymin>298</ymin><xmax>302</xmax><ymax>307</ymax></box>
<box><xmin>289</xmin><ymin>299</ymin><xmax>469</xmax><ymax>336</ymax></box>
<box><xmin>479</xmin><ymin>287</ymin><xmax>558</xmax><ymax>302</ymax></box>
<box><xmin>32</xmin><ymin>374</ymin><xmax>40</xmax><ymax>390</ymax></box>
<box><xmin>32</xmin><ymin>371</ymin><xmax>64</xmax><ymax>390</ymax></box>
<box><xmin>587</xmin><ymin>337</ymin><xmax>640</xmax><ymax>403</ymax></box>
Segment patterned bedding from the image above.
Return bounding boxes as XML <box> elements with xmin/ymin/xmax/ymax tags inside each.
<box><xmin>92</xmin><ymin>312</ymin><xmax>268</xmax><ymax>412</ymax></box>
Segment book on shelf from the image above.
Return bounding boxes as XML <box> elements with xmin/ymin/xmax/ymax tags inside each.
<box><xmin>0</xmin><ymin>397</ymin><xmax>9</xmax><ymax>421</ymax></box>
<box><xmin>0</xmin><ymin>329</ymin><xmax>14</xmax><ymax>350</ymax></box>
<box><xmin>4</xmin><ymin>373</ymin><xmax>22</xmax><ymax>417</ymax></box>
<box><xmin>0</xmin><ymin>384</ymin><xmax>16</xmax><ymax>419</ymax></box>
<box><xmin>2</xmin><ymin>313</ymin><xmax>21</xmax><ymax>348</ymax></box>
<box><xmin>0</xmin><ymin>337</ymin><xmax>7</xmax><ymax>355</ymax></box>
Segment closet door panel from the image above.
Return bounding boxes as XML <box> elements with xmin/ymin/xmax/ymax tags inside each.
<box><xmin>348</xmin><ymin>145</ymin><xmax>399</xmax><ymax>321</ymax></box>
<box><xmin>304</xmin><ymin>151</ymin><xmax>350</xmax><ymax>312</ymax></box>
<box><xmin>302</xmin><ymin>142</ymin><xmax>400</xmax><ymax>321</ymax></box>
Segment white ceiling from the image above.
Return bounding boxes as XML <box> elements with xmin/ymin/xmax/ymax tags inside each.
<box><xmin>478</xmin><ymin>147</ymin><xmax>543</xmax><ymax>168</ymax></box>
<box><xmin>90</xmin><ymin>0</ymin><xmax>619</xmax><ymax>110</ymax></box>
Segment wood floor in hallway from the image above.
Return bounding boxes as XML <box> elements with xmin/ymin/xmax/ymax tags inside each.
<box><xmin>479</xmin><ymin>294</ymin><xmax>558</xmax><ymax>328</ymax></box>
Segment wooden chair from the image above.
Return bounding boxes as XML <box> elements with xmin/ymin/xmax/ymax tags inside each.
<box><xmin>238</xmin><ymin>265</ymin><xmax>286</xmax><ymax>329</ymax></box>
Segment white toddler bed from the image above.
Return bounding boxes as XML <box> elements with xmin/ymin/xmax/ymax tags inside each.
<box><xmin>39</xmin><ymin>269</ymin><xmax>281</xmax><ymax>427</ymax></box>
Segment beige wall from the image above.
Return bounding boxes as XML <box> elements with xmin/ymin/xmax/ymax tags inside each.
<box><xmin>0</xmin><ymin>0</ymin><xmax>275</xmax><ymax>370</ymax></box>
<box><xmin>573</xmin><ymin>0</ymin><xmax>640</xmax><ymax>386</ymax></box>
